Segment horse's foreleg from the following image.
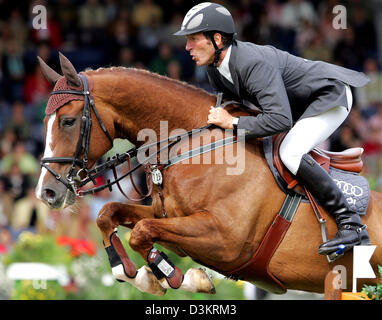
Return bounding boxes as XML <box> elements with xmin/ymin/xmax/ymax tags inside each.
<box><xmin>97</xmin><ymin>202</ymin><xmax>154</xmax><ymax>246</ymax></box>
<box><xmin>96</xmin><ymin>202</ymin><xmax>166</xmax><ymax>296</ymax></box>
<box><xmin>129</xmin><ymin>211</ymin><xmax>219</xmax><ymax>294</ymax></box>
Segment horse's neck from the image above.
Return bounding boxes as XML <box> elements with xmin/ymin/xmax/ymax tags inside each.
<box><xmin>91</xmin><ymin>69</ymin><xmax>216</xmax><ymax>143</ymax></box>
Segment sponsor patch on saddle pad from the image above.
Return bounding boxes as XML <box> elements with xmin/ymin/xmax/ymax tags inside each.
<box><xmin>328</xmin><ymin>167</ymin><xmax>370</xmax><ymax>216</ymax></box>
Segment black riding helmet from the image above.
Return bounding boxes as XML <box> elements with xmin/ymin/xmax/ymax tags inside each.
<box><xmin>173</xmin><ymin>2</ymin><xmax>236</xmax><ymax>67</ymax></box>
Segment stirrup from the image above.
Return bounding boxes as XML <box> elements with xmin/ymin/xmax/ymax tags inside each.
<box><xmin>327</xmin><ymin>244</ymin><xmax>345</xmax><ymax>262</ymax></box>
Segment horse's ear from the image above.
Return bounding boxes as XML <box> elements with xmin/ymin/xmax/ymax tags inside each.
<box><xmin>37</xmin><ymin>56</ymin><xmax>61</xmax><ymax>85</ymax></box>
<box><xmin>58</xmin><ymin>52</ymin><xmax>82</xmax><ymax>88</ymax></box>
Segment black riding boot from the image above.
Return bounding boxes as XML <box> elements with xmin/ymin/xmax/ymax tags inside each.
<box><xmin>296</xmin><ymin>154</ymin><xmax>370</xmax><ymax>255</ymax></box>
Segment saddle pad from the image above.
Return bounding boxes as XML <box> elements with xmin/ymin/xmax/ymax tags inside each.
<box><xmin>329</xmin><ymin>167</ymin><xmax>370</xmax><ymax>216</ymax></box>
<box><xmin>262</xmin><ymin>136</ymin><xmax>370</xmax><ymax>215</ymax></box>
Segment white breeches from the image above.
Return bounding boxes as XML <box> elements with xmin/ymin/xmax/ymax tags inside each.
<box><xmin>279</xmin><ymin>84</ymin><xmax>353</xmax><ymax>175</ymax></box>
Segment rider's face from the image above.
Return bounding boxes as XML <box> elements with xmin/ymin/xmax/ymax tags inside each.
<box><xmin>185</xmin><ymin>33</ymin><xmax>215</xmax><ymax>66</ymax></box>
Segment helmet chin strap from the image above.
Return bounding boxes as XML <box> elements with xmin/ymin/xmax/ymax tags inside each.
<box><xmin>207</xmin><ymin>34</ymin><xmax>230</xmax><ymax>68</ymax></box>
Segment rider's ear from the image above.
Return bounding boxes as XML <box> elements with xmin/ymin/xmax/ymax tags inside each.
<box><xmin>37</xmin><ymin>56</ymin><xmax>61</xmax><ymax>86</ymax></box>
<box><xmin>58</xmin><ymin>52</ymin><xmax>82</xmax><ymax>88</ymax></box>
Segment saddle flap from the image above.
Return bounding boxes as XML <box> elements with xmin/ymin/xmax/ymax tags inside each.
<box><xmin>272</xmin><ymin>133</ymin><xmax>364</xmax><ymax>191</ymax></box>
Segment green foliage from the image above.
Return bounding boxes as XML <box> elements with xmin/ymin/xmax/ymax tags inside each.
<box><xmin>362</xmin><ymin>265</ymin><xmax>382</xmax><ymax>300</ymax></box>
<box><xmin>4</xmin><ymin>230</ymin><xmax>245</xmax><ymax>300</ymax></box>
<box><xmin>3</xmin><ymin>232</ymin><xmax>73</xmax><ymax>300</ymax></box>
<box><xmin>12</xmin><ymin>280</ymin><xmax>67</xmax><ymax>300</ymax></box>
<box><xmin>3</xmin><ymin>232</ymin><xmax>73</xmax><ymax>267</ymax></box>
<box><xmin>69</xmin><ymin>229</ymin><xmax>245</xmax><ymax>300</ymax></box>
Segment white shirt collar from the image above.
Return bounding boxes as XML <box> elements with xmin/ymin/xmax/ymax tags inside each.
<box><xmin>217</xmin><ymin>45</ymin><xmax>233</xmax><ymax>84</ymax></box>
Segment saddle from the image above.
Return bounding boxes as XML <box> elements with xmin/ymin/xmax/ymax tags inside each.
<box><xmin>272</xmin><ymin>132</ymin><xmax>364</xmax><ymax>193</ymax></box>
<box><xmin>225</xmin><ymin>132</ymin><xmax>365</xmax><ymax>294</ymax></box>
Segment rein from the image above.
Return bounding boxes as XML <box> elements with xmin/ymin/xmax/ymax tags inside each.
<box><xmin>41</xmin><ymin>78</ymin><xmax>241</xmax><ymax>201</ymax></box>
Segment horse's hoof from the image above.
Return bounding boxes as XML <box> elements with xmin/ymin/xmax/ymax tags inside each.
<box><xmin>112</xmin><ymin>265</ymin><xmax>167</xmax><ymax>296</ymax></box>
<box><xmin>138</xmin><ymin>266</ymin><xmax>167</xmax><ymax>296</ymax></box>
<box><xmin>180</xmin><ymin>268</ymin><xmax>216</xmax><ymax>294</ymax></box>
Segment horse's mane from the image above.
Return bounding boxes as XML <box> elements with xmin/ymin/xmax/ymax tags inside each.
<box><xmin>84</xmin><ymin>66</ymin><xmax>215</xmax><ymax>101</ymax></box>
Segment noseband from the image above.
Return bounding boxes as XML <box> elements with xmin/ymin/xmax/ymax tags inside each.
<box><xmin>41</xmin><ymin>74</ymin><xmax>113</xmax><ymax>195</ymax></box>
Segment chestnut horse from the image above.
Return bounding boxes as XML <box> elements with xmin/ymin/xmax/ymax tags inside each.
<box><xmin>36</xmin><ymin>53</ymin><xmax>382</xmax><ymax>296</ymax></box>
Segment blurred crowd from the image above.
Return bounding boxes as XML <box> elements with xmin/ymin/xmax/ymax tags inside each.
<box><xmin>0</xmin><ymin>0</ymin><xmax>381</xmax><ymax>252</ymax></box>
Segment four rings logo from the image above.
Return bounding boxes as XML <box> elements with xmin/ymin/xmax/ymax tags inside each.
<box><xmin>333</xmin><ymin>179</ymin><xmax>363</xmax><ymax>206</ymax></box>
<box><xmin>333</xmin><ymin>179</ymin><xmax>364</xmax><ymax>197</ymax></box>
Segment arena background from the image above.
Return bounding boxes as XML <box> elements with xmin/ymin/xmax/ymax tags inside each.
<box><xmin>0</xmin><ymin>0</ymin><xmax>381</xmax><ymax>300</ymax></box>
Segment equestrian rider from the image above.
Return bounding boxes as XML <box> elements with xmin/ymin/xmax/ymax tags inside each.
<box><xmin>173</xmin><ymin>2</ymin><xmax>371</xmax><ymax>256</ymax></box>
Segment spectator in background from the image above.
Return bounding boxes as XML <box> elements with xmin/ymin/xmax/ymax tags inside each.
<box><xmin>352</xmin><ymin>6</ymin><xmax>377</xmax><ymax>58</ymax></box>
<box><xmin>0</xmin><ymin>224</ymin><xmax>13</xmax><ymax>254</ymax></box>
<box><xmin>2</xmin><ymin>39</ymin><xmax>25</xmax><ymax>102</ymax></box>
<box><xmin>0</xmin><ymin>100</ymin><xmax>11</xmax><ymax>134</ymax></box>
<box><xmin>22</xmin><ymin>63</ymin><xmax>51</xmax><ymax>106</ymax></box>
<box><xmin>264</xmin><ymin>0</ymin><xmax>282</xmax><ymax>28</ymax></box>
<box><xmin>150</xmin><ymin>42</ymin><xmax>177</xmax><ymax>76</ymax></box>
<box><xmin>54</xmin><ymin>0</ymin><xmax>78</xmax><ymax>48</ymax></box>
<box><xmin>78</xmin><ymin>0</ymin><xmax>107</xmax><ymax>46</ymax></box>
<box><xmin>330</xmin><ymin>124</ymin><xmax>363</xmax><ymax>151</ymax></box>
<box><xmin>1</xmin><ymin>140</ymin><xmax>39</xmax><ymax>176</ymax></box>
<box><xmin>345</xmin><ymin>105</ymin><xmax>369</xmax><ymax>142</ymax></box>
<box><xmin>2</xmin><ymin>162</ymin><xmax>31</xmax><ymax>202</ymax></box>
<box><xmin>137</xmin><ymin>14</ymin><xmax>166</xmax><ymax>55</ymax></box>
<box><xmin>107</xmin><ymin>18</ymin><xmax>137</xmax><ymax>64</ymax></box>
<box><xmin>302</xmin><ymin>30</ymin><xmax>333</xmax><ymax>62</ymax></box>
<box><xmin>104</xmin><ymin>0</ymin><xmax>118</xmax><ymax>24</ymax></box>
<box><xmin>295</xmin><ymin>19</ymin><xmax>316</xmax><ymax>54</ymax></box>
<box><xmin>5</xmin><ymin>101</ymin><xmax>31</xmax><ymax>143</ymax></box>
<box><xmin>118</xmin><ymin>47</ymin><xmax>135</xmax><ymax>68</ymax></box>
<box><xmin>0</xmin><ymin>130</ymin><xmax>16</xmax><ymax>160</ymax></box>
<box><xmin>355</xmin><ymin>58</ymin><xmax>382</xmax><ymax>110</ymax></box>
<box><xmin>167</xmin><ymin>60</ymin><xmax>182</xmax><ymax>80</ymax></box>
<box><xmin>10</xmin><ymin>186</ymin><xmax>50</xmax><ymax>236</ymax></box>
<box><xmin>132</xmin><ymin>0</ymin><xmax>163</xmax><ymax>29</ymax></box>
<box><xmin>365</xmin><ymin>104</ymin><xmax>382</xmax><ymax>148</ymax></box>
<box><xmin>0</xmin><ymin>178</ymin><xmax>13</xmax><ymax>227</ymax></box>
<box><xmin>280</xmin><ymin>0</ymin><xmax>317</xmax><ymax>31</ymax></box>
<box><xmin>7</xmin><ymin>8</ymin><xmax>28</xmax><ymax>49</ymax></box>
<box><xmin>318</xmin><ymin>1</ymin><xmax>345</xmax><ymax>49</ymax></box>
<box><xmin>333</xmin><ymin>27</ymin><xmax>363</xmax><ymax>70</ymax></box>
<box><xmin>165</xmin><ymin>12</ymin><xmax>189</xmax><ymax>50</ymax></box>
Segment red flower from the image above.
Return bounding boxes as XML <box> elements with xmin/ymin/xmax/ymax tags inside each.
<box><xmin>57</xmin><ymin>236</ymin><xmax>96</xmax><ymax>257</ymax></box>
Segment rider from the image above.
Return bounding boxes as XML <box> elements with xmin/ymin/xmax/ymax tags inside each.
<box><xmin>173</xmin><ymin>2</ymin><xmax>371</xmax><ymax>255</ymax></box>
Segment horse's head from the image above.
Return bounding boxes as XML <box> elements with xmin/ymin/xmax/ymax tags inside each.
<box><xmin>36</xmin><ymin>53</ymin><xmax>114</xmax><ymax>209</ymax></box>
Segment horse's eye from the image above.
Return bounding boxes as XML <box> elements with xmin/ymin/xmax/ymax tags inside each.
<box><xmin>61</xmin><ymin>118</ymin><xmax>76</xmax><ymax>128</ymax></box>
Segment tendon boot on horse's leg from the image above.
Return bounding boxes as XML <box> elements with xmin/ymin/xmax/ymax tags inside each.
<box><xmin>105</xmin><ymin>231</ymin><xmax>138</xmax><ymax>281</ymax></box>
<box><xmin>296</xmin><ymin>154</ymin><xmax>371</xmax><ymax>255</ymax></box>
<box><xmin>147</xmin><ymin>247</ymin><xmax>184</xmax><ymax>289</ymax></box>
<box><xmin>105</xmin><ymin>232</ymin><xmax>167</xmax><ymax>296</ymax></box>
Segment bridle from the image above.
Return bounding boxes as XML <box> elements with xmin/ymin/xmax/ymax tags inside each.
<box><xmin>40</xmin><ymin>73</ymin><xmax>203</xmax><ymax>200</ymax></box>
<box><xmin>41</xmin><ymin>77</ymin><xmax>242</xmax><ymax>200</ymax></box>
<box><xmin>41</xmin><ymin>74</ymin><xmax>113</xmax><ymax>196</ymax></box>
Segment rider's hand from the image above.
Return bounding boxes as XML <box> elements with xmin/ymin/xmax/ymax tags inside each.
<box><xmin>207</xmin><ymin>106</ymin><xmax>235</xmax><ymax>129</ymax></box>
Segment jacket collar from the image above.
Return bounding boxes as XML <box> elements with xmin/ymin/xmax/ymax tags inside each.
<box><xmin>228</xmin><ymin>40</ymin><xmax>240</xmax><ymax>97</ymax></box>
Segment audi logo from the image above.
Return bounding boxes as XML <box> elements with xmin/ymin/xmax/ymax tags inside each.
<box><xmin>333</xmin><ymin>179</ymin><xmax>364</xmax><ymax>197</ymax></box>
